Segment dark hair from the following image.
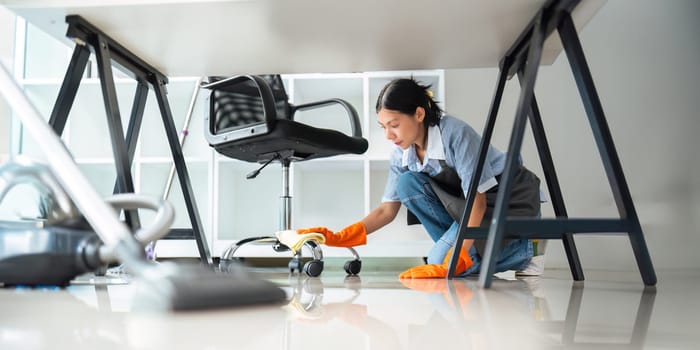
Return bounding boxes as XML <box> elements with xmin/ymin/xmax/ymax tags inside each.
<box><xmin>375</xmin><ymin>77</ymin><xmax>443</xmax><ymax>128</ymax></box>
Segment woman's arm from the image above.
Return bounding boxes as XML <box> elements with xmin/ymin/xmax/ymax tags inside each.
<box><xmin>467</xmin><ymin>192</ymin><xmax>487</xmax><ymax>227</ymax></box>
<box><xmin>296</xmin><ymin>201</ymin><xmax>400</xmax><ymax>247</ymax></box>
<box><xmin>361</xmin><ymin>201</ymin><xmax>401</xmax><ymax>234</ymax></box>
<box><xmin>360</xmin><ymin>192</ymin><xmax>484</xmax><ymax>235</ymax></box>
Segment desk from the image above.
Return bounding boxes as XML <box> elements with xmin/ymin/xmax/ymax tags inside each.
<box><xmin>1</xmin><ymin>0</ymin><xmax>604</xmax><ymax>76</ymax></box>
<box><xmin>1</xmin><ymin>0</ymin><xmax>656</xmax><ymax>289</ymax></box>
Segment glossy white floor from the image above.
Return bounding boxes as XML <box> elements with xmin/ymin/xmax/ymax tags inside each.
<box><xmin>1</xmin><ymin>259</ymin><xmax>698</xmax><ymax>350</ymax></box>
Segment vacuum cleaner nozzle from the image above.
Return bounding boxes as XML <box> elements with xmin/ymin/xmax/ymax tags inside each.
<box><xmin>131</xmin><ymin>262</ymin><xmax>287</xmax><ymax>311</ymax></box>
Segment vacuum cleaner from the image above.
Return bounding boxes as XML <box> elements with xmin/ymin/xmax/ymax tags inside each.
<box><xmin>0</xmin><ymin>157</ymin><xmax>175</xmax><ymax>287</ymax></box>
<box><xmin>0</xmin><ymin>62</ymin><xmax>286</xmax><ymax>311</ymax></box>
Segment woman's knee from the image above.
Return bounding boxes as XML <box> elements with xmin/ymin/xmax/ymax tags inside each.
<box><xmin>395</xmin><ymin>172</ymin><xmax>429</xmax><ymax>199</ymax></box>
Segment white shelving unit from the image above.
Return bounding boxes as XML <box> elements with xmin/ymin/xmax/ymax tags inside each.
<box><xmin>14</xmin><ymin>21</ymin><xmax>446</xmax><ymax>258</ymax></box>
<box><xmin>209</xmin><ymin>70</ymin><xmax>445</xmax><ymax>259</ymax></box>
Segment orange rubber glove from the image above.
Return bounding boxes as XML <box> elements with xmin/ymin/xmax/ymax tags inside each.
<box><xmin>399</xmin><ymin>247</ymin><xmax>473</xmax><ymax>279</ymax></box>
<box><xmin>297</xmin><ymin>221</ymin><xmax>367</xmax><ymax>247</ymax></box>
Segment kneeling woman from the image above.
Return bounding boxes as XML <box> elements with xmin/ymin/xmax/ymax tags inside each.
<box><xmin>298</xmin><ymin>78</ymin><xmax>541</xmax><ymax>278</ymax></box>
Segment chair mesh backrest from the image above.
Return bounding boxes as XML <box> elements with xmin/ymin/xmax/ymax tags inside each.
<box><xmin>212</xmin><ymin>79</ymin><xmax>266</xmax><ymax>134</ymax></box>
<box><xmin>260</xmin><ymin>75</ymin><xmax>292</xmax><ymax>120</ymax></box>
<box><xmin>212</xmin><ymin>75</ymin><xmax>291</xmax><ymax>133</ymax></box>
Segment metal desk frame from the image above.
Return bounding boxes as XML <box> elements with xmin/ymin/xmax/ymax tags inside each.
<box><xmin>446</xmin><ymin>0</ymin><xmax>656</xmax><ymax>288</ymax></box>
<box><xmin>47</xmin><ymin>15</ymin><xmax>212</xmax><ymax>264</ymax></box>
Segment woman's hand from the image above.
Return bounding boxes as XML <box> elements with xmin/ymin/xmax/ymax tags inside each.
<box><xmin>297</xmin><ymin>222</ymin><xmax>367</xmax><ymax>247</ymax></box>
<box><xmin>399</xmin><ymin>247</ymin><xmax>473</xmax><ymax>279</ymax></box>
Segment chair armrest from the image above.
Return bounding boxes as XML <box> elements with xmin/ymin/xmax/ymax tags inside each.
<box><xmin>291</xmin><ymin>99</ymin><xmax>362</xmax><ymax>137</ymax></box>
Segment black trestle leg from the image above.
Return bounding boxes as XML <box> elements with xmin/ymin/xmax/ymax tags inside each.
<box><xmin>152</xmin><ymin>78</ymin><xmax>213</xmax><ymax>265</ymax></box>
<box><xmin>48</xmin><ymin>44</ymin><xmax>90</xmax><ymax>135</ymax></box>
<box><xmin>447</xmin><ymin>59</ymin><xmax>511</xmax><ymax>279</ymax></box>
<box><xmin>478</xmin><ymin>11</ymin><xmax>546</xmax><ymax>288</ymax></box>
<box><xmin>448</xmin><ymin>1</ymin><xmax>654</xmax><ymax>288</ymax></box>
<box><xmin>558</xmin><ymin>12</ymin><xmax>656</xmax><ymax>286</ymax></box>
<box><xmin>518</xmin><ymin>74</ymin><xmax>584</xmax><ymax>282</ymax></box>
<box><xmin>111</xmin><ymin>81</ymin><xmax>148</xmax><ymax>209</ymax></box>
<box><xmin>94</xmin><ymin>35</ymin><xmax>140</xmax><ymax>230</ymax></box>
<box><xmin>44</xmin><ymin>15</ymin><xmax>213</xmax><ymax>264</ymax></box>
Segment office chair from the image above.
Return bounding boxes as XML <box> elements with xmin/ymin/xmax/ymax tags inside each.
<box><xmin>202</xmin><ymin>74</ymin><xmax>368</xmax><ymax>277</ymax></box>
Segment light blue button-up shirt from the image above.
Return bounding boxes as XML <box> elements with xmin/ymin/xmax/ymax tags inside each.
<box><xmin>382</xmin><ymin>115</ymin><xmax>517</xmax><ymax>202</ymax></box>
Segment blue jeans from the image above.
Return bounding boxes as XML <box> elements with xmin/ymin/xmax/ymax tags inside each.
<box><xmin>396</xmin><ymin>172</ymin><xmax>532</xmax><ymax>276</ymax></box>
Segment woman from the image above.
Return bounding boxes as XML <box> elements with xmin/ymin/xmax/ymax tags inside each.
<box><xmin>298</xmin><ymin>78</ymin><xmax>541</xmax><ymax>278</ymax></box>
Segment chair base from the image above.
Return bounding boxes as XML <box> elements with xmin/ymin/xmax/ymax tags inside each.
<box><xmin>219</xmin><ymin>238</ymin><xmax>362</xmax><ymax>277</ymax></box>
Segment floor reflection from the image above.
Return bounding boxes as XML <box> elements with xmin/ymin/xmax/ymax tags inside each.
<box><xmin>400</xmin><ymin>277</ymin><xmax>657</xmax><ymax>349</ymax></box>
<box><xmin>0</xmin><ymin>269</ymin><xmax>664</xmax><ymax>350</ymax></box>
<box><xmin>535</xmin><ymin>283</ymin><xmax>657</xmax><ymax>348</ymax></box>
<box><xmin>284</xmin><ymin>275</ymin><xmax>402</xmax><ymax>350</ymax></box>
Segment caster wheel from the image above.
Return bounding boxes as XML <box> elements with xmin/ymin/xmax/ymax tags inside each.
<box><xmin>344</xmin><ymin>260</ymin><xmax>362</xmax><ymax>275</ymax></box>
<box><xmin>303</xmin><ymin>260</ymin><xmax>324</xmax><ymax>277</ymax></box>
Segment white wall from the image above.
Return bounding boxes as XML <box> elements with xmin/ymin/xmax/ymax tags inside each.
<box><xmin>0</xmin><ymin>7</ymin><xmax>15</xmax><ymax>161</ymax></box>
<box><xmin>444</xmin><ymin>0</ymin><xmax>700</xmax><ymax>272</ymax></box>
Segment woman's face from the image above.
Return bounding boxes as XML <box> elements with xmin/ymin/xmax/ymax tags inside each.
<box><xmin>377</xmin><ymin>107</ymin><xmax>425</xmax><ymax>150</ymax></box>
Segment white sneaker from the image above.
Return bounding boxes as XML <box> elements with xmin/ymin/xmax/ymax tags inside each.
<box><xmin>516</xmin><ymin>255</ymin><xmax>545</xmax><ymax>276</ymax></box>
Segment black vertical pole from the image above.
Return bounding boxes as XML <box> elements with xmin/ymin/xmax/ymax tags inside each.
<box><xmin>152</xmin><ymin>77</ymin><xmax>212</xmax><ymax>265</ymax></box>
<box><xmin>478</xmin><ymin>12</ymin><xmax>546</xmax><ymax>288</ymax></box>
<box><xmin>93</xmin><ymin>35</ymin><xmax>140</xmax><ymax>230</ymax></box>
<box><xmin>446</xmin><ymin>62</ymin><xmax>510</xmax><ymax>279</ymax></box>
<box><xmin>48</xmin><ymin>44</ymin><xmax>91</xmax><ymax>135</ymax></box>
<box><xmin>113</xmin><ymin>81</ymin><xmax>148</xmax><ymax>195</ymax></box>
<box><xmin>124</xmin><ymin>81</ymin><xmax>148</xmax><ymax>170</ymax></box>
<box><xmin>558</xmin><ymin>13</ymin><xmax>656</xmax><ymax>286</ymax></box>
<box><xmin>518</xmin><ymin>76</ymin><xmax>584</xmax><ymax>281</ymax></box>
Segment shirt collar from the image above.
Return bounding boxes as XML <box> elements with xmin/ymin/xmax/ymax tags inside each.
<box><xmin>426</xmin><ymin>124</ymin><xmax>446</xmax><ymax>160</ymax></box>
<box><xmin>401</xmin><ymin>124</ymin><xmax>446</xmax><ymax>167</ymax></box>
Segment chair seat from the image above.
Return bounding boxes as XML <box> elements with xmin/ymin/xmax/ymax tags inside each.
<box><xmin>212</xmin><ymin>119</ymin><xmax>369</xmax><ymax>162</ymax></box>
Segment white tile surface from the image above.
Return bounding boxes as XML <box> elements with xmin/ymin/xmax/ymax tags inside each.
<box><xmin>0</xmin><ymin>264</ymin><xmax>698</xmax><ymax>350</ymax></box>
